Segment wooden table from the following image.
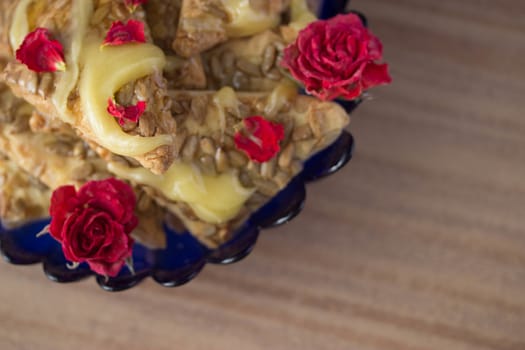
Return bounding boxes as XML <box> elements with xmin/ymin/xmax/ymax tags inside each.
<box><xmin>1</xmin><ymin>1</ymin><xmax>524</xmax><ymax>349</ymax></box>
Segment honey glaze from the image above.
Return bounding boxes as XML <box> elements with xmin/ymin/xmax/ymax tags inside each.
<box><xmin>108</xmin><ymin>161</ymin><xmax>254</xmax><ymax>224</ymax></box>
<box><xmin>288</xmin><ymin>0</ymin><xmax>317</xmax><ymax>34</ymax></box>
<box><xmin>79</xmin><ymin>37</ymin><xmax>172</xmax><ymax>156</ymax></box>
<box><xmin>52</xmin><ymin>0</ymin><xmax>92</xmax><ymax>123</ymax></box>
<box><xmin>9</xmin><ymin>0</ymin><xmax>33</xmax><ymax>50</ymax></box>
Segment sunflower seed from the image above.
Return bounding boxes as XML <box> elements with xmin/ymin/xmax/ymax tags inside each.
<box><xmin>278</xmin><ymin>142</ymin><xmax>295</xmax><ymax>169</ymax></box>
<box><xmin>262</xmin><ymin>45</ymin><xmax>277</xmax><ymax>73</ymax></box>
<box><xmin>253</xmin><ymin>178</ymin><xmax>279</xmax><ymax>196</ymax></box>
<box><xmin>236</xmin><ymin>59</ymin><xmax>262</xmax><ymax>77</ymax></box>
<box><xmin>292</xmin><ymin>123</ymin><xmax>313</xmax><ymax>141</ymax></box>
<box><xmin>71</xmin><ymin>163</ymin><xmax>94</xmax><ymax>181</ymax></box>
<box><xmin>215</xmin><ymin>148</ymin><xmax>229</xmax><ymax>172</ymax></box>
<box><xmin>182</xmin><ymin>135</ymin><xmax>198</xmax><ymax>161</ymax></box>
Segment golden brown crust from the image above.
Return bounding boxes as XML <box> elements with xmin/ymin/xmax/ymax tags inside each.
<box><xmin>145</xmin><ymin>0</ymin><xmax>183</xmax><ymax>53</ymax></box>
<box><xmin>145</xmin><ymin>0</ymin><xmax>208</xmax><ymax>90</ymax></box>
<box><xmin>0</xmin><ymin>155</ymin><xmax>51</xmax><ymax>228</ymax></box>
<box><xmin>164</xmin><ymin>54</ymin><xmax>207</xmax><ymax>90</ymax></box>
<box><xmin>0</xmin><ymin>1</ymin><xmax>16</xmax><ymax>61</ymax></box>
<box><xmin>172</xmin><ymin>0</ymin><xmax>228</xmax><ymax>58</ymax></box>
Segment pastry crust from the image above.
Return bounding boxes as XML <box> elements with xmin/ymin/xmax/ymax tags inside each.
<box><xmin>0</xmin><ymin>2</ymin><xmax>16</xmax><ymax>62</ymax></box>
<box><xmin>0</xmin><ymin>154</ymin><xmax>51</xmax><ymax>228</ymax></box>
<box><xmin>145</xmin><ymin>0</ymin><xmax>183</xmax><ymax>53</ymax></box>
<box><xmin>172</xmin><ymin>0</ymin><xmax>228</xmax><ymax>58</ymax></box>
<box><xmin>164</xmin><ymin>54</ymin><xmax>207</xmax><ymax>90</ymax></box>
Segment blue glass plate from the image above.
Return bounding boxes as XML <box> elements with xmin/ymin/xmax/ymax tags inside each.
<box><xmin>0</xmin><ymin>1</ymin><xmax>361</xmax><ymax>292</ymax></box>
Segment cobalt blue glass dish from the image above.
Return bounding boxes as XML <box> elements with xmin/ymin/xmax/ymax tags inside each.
<box><xmin>0</xmin><ymin>0</ymin><xmax>360</xmax><ymax>292</ymax></box>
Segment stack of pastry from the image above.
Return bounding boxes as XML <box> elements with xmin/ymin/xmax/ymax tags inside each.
<box><xmin>0</xmin><ymin>0</ymin><xmax>350</xmax><ymax>249</ymax></box>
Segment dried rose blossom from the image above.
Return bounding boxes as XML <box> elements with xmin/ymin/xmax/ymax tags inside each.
<box><xmin>102</xmin><ymin>20</ymin><xmax>146</xmax><ymax>47</ymax></box>
<box><xmin>281</xmin><ymin>13</ymin><xmax>391</xmax><ymax>101</ymax></box>
<box><xmin>107</xmin><ymin>99</ymin><xmax>146</xmax><ymax>126</ymax></box>
<box><xmin>234</xmin><ymin>116</ymin><xmax>285</xmax><ymax>163</ymax></box>
<box><xmin>16</xmin><ymin>28</ymin><xmax>66</xmax><ymax>73</ymax></box>
<box><xmin>49</xmin><ymin>178</ymin><xmax>138</xmax><ymax>277</ymax></box>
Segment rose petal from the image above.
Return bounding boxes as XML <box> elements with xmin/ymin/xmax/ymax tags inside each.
<box><xmin>49</xmin><ymin>185</ymin><xmax>79</xmax><ymax>241</ymax></box>
<box><xmin>102</xmin><ymin>20</ymin><xmax>146</xmax><ymax>47</ymax></box>
<box><xmin>98</xmin><ymin>226</ymin><xmax>133</xmax><ymax>263</ymax></box>
<box><xmin>361</xmin><ymin>63</ymin><xmax>392</xmax><ymax>89</ymax></box>
<box><xmin>15</xmin><ymin>28</ymin><xmax>66</xmax><ymax>73</ymax></box>
<box><xmin>61</xmin><ymin>210</ymin><xmax>88</xmax><ymax>262</ymax></box>
<box><xmin>79</xmin><ymin>181</ymin><xmax>124</xmax><ymax>218</ymax></box>
<box><xmin>366</xmin><ymin>34</ymin><xmax>383</xmax><ymax>61</ymax></box>
<box><xmin>88</xmin><ymin>259</ymin><xmax>126</xmax><ymax>278</ymax></box>
<box><xmin>106</xmin><ymin>178</ymin><xmax>136</xmax><ymax>208</ymax></box>
<box><xmin>234</xmin><ymin>116</ymin><xmax>284</xmax><ymax>163</ymax></box>
<box><xmin>78</xmin><ymin>178</ymin><xmax>138</xmax><ymax>232</ymax></box>
<box><xmin>61</xmin><ymin>209</ymin><xmax>114</xmax><ymax>261</ymax></box>
<box><xmin>107</xmin><ymin>98</ymin><xmax>146</xmax><ymax>126</ymax></box>
<box><xmin>330</xmin><ymin>13</ymin><xmax>364</xmax><ymax>27</ymax></box>
<box><xmin>338</xmin><ymin>83</ymin><xmax>363</xmax><ymax>101</ymax></box>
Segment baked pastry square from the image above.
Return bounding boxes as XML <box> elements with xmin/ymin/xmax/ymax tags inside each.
<box><xmin>0</xmin><ymin>82</ymin><xmax>168</xmax><ymax>248</ymax></box>
<box><xmin>108</xmin><ymin>83</ymin><xmax>349</xmax><ymax>247</ymax></box>
<box><xmin>1</xmin><ymin>0</ymin><xmax>177</xmax><ymax>174</ymax></box>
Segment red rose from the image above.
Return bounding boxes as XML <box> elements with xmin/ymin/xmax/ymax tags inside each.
<box><xmin>234</xmin><ymin>116</ymin><xmax>284</xmax><ymax>163</ymax></box>
<box><xmin>281</xmin><ymin>13</ymin><xmax>392</xmax><ymax>101</ymax></box>
<box><xmin>49</xmin><ymin>178</ymin><xmax>138</xmax><ymax>277</ymax></box>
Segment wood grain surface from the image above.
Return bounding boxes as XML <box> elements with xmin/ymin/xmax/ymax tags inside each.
<box><xmin>1</xmin><ymin>1</ymin><xmax>524</xmax><ymax>349</ymax></box>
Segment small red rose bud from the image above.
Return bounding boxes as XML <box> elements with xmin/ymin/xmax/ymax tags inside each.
<box><xmin>49</xmin><ymin>178</ymin><xmax>138</xmax><ymax>277</ymax></box>
<box><xmin>281</xmin><ymin>13</ymin><xmax>392</xmax><ymax>101</ymax></box>
<box><xmin>234</xmin><ymin>116</ymin><xmax>284</xmax><ymax>163</ymax></box>
<box><xmin>107</xmin><ymin>98</ymin><xmax>146</xmax><ymax>126</ymax></box>
<box><xmin>102</xmin><ymin>20</ymin><xmax>146</xmax><ymax>47</ymax></box>
<box><xmin>16</xmin><ymin>28</ymin><xmax>66</xmax><ymax>73</ymax></box>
